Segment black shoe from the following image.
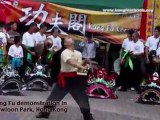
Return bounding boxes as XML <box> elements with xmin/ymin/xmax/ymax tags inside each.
<box><xmin>83</xmin><ymin>113</ymin><xmax>94</xmax><ymax>120</ymax></box>
<box><xmin>36</xmin><ymin>112</ymin><xmax>50</xmax><ymax>118</ymax></box>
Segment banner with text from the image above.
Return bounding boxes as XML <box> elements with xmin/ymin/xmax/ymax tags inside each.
<box><xmin>0</xmin><ymin>0</ymin><xmax>145</xmax><ymax>44</ymax></box>
<box><xmin>145</xmin><ymin>0</ymin><xmax>155</xmax><ymax>38</ymax></box>
<box><xmin>155</xmin><ymin>0</ymin><xmax>160</xmax><ymax>27</ymax></box>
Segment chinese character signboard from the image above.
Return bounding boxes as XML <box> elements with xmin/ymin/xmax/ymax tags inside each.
<box><xmin>19</xmin><ymin>3</ymin><xmax>48</xmax><ymax>28</ymax></box>
<box><xmin>155</xmin><ymin>0</ymin><xmax>160</xmax><ymax>27</ymax></box>
<box><xmin>68</xmin><ymin>14</ymin><xmax>87</xmax><ymax>35</ymax></box>
<box><xmin>0</xmin><ymin>0</ymin><xmax>143</xmax><ymax>44</ymax></box>
<box><xmin>146</xmin><ymin>0</ymin><xmax>155</xmax><ymax>38</ymax></box>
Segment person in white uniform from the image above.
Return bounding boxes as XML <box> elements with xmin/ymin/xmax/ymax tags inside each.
<box><xmin>119</xmin><ymin>29</ymin><xmax>135</xmax><ymax>58</ymax></box>
<box><xmin>128</xmin><ymin>32</ymin><xmax>144</xmax><ymax>92</ymax></box>
<box><xmin>34</xmin><ymin>23</ymin><xmax>47</xmax><ymax>59</ymax></box>
<box><xmin>118</xmin><ymin>29</ymin><xmax>134</xmax><ymax>91</ymax></box>
<box><xmin>34</xmin><ymin>23</ymin><xmax>47</xmax><ymax>45</ymax></box>
<box><xmin>0</xmin><ymin>22</ymin><xmax>7</xmax><ymax>64</ymax></box>
<box><xmin>47</xmin><ymin>27</ymin><xmax>62</xmax><ymax>52</ymax></box>
<box><xmin>145</xmin><ymin>26</ymin><xmax>160</xmax><ymax>74</ymax></box>
<box><xmin>21</xmin><ymin>22</ymin><xmax>37</xmax><ymax>76</ymax></box>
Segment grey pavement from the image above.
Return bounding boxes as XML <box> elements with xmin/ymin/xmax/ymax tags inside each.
<box><xmin>0</xmin><ymin>85</ymin><xmax>160</xmax><ymax>120</ymax></box>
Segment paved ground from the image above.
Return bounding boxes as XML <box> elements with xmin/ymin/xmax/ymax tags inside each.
<box><xmin>0</xmin><ymin>85</ymin><xmax>160</xmax><ymax>120</ymax></box>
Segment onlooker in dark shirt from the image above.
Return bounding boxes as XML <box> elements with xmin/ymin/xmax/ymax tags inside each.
<box><xmin>7</xmin><ymin>22</ymin><xmax>21</xmax><ymax>50</ymax></box>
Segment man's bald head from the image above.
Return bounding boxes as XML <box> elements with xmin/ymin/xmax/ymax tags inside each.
<box><xmin>132</xmin><ymin>31</ymin><xmax>139</xmax><ymax>40</ymax></box>
<box><xmin>64</xmin><ymin>37</ymin><xmax>74</xmax><ymax>48</ymax></box>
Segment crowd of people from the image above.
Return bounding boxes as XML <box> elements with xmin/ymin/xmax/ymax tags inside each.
<box><xmin>0</xmin><ymin>22</ymin><xmax>98</xmax><ymax>76</ymax></box>
<box><xmin>117</xmin><ymin>26</ymin><xmax>160</xmax><ymax>92</ymax></box>
<box><xmin>0</xmin><ymin>21</ymin><xmax>98</xmax><ymax>120</ymax></box>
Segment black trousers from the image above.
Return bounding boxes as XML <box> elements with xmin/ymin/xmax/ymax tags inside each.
<box><xmin>131</xmin><ymin>58</ymin><xmax>142</xmax><ymax>88</ymax></box>
<box><xmin>118</xmin><ymin>66</ymin><xmax>132</xmax><ymax>89</ymax></box>
<box><xmin>43</xmin><ymin>76</ymin><xmax>91</xmax><ymax>115</ymax></box>
<box><xmin>19</xmin><ymin>48</ymin><xmax>36</xmax><ymax>77</ymax></box>
<box><xmin>145</xmin><ymin>56</ymin><xmax>156</xmax><ymax>75</ymax></box>
<box><xmin>119</xmin><ymin>57</ymin><xmax>142</xmax><ymax>89</ymax></box>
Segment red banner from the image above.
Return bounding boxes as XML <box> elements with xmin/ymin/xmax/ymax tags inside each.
<box><xmin>0</xmin><ymin>0</ymin><xmax>145</xmax><ymax>44</ymax></box>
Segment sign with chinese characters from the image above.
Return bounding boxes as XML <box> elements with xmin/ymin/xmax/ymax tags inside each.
<box><xmin>146</xmin><ymin>0</ymin><xmax>155</xmax><ymax>38</ymax></box>
<box><xmin>0</xmin><ymin>0</ymin><xmax>143</xmax><ymax>44</ymax></box>
<box><xmin>68</xmin><ymin>14</ymin><xmax>87</xmax><ymax>35</ymax></box>
<box><xmin>155</xmin><ymin>0</ymin><xmax>160</xmax><ymax>27</ymax></box>
<box><xmin>19</xmin><ymin>3</ymin><xmax>48</xmax><ymax>28</ymax></box>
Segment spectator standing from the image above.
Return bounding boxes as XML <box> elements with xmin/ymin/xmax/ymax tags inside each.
<box><xmin>79</xmin><ymin>33</ymin><xmax>99</xmax><ymax>61</ymax></box>
<box><xmin>7</xmin><ymin>22</ymin><xmax>21</xmax><ymax>50</ymax></box>
<box><xmin>34</xmin><ymin>23</ymin><xmax>47</xmax><ymax>45</ymax></box>
<box><xmin>47</xmin><ymin>27</ymin><xmax>62</xmax><ymax>52</ymax></box>
<box><xmin>8</xmin><ymin>36</ymin><xmax>23</xmax><ymax>71</ymax></box>
<box><xmin>145</xmin><ymin>26</ymin><xmax>160</xmax><ymax>74</ymax></box>
<box><xmin>0</xmin><ymin>22</ymin><xmax>7</xmax><ymax>66</ymax></box>
<box><xmin>21</xmin><ymin>22</ymin><xmax>37</xmax><ymax>76</ymax></box>
<box><xmin>118</xmin><ymin>29</ymin><xmax>134</xmax><ymax>91</ymax></box>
